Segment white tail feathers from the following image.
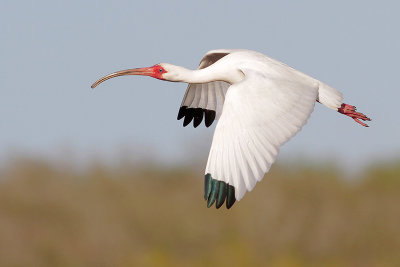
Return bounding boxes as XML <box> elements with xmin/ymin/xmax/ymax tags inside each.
<box><xmin>317</xmin><ymin>82</ymin><xmax>343</xmax><ymax>110</ymax></box>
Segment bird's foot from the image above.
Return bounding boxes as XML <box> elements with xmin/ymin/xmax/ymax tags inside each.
<box><xmin>338</xmin><ymin>103</ymin><xmax>371</xmax><ymax>127</ymax></box>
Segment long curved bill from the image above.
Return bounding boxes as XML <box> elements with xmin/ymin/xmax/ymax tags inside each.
<box><xmin>91</xmin><ymin>67</ymin><xmax>154</xmax><ymax>88</ymax></box>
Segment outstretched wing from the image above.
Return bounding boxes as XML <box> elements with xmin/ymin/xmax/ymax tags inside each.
<box><xmin>177</xmin><ymin>49</ymin><xmax>244</xmax><ymax>128</ymax></box>
<box><xmin>177</xmin><ymin>81</ymin><xmax>230</xmax><ymax>127</ymax></box>
<box><xmin>204</xmin><ymin>67</ymin><xmax>318</xmax><ymax>208</ymax></box>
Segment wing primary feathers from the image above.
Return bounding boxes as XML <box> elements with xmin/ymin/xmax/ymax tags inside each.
<box><xmin>193</xmin><ymin>108</ymin><xmax>204</xmax><ymax>128</ymax></box>
<box><xmin>179</xmin><ymin>107</ymin><xmax>215</xmax><ymax>128</ymax></box>
<box><xmin>204</xmin><ymin>174</ymin><xmax>236</xmax><ymax>209</ymax></box>
<box><xmin>183</xmin><ymin>108</ymin><xmax>194</xmax><ymax>127</ymax></box>
<box><xmin>177</xmin><ymin>106</ymin><xmax>187</xmax><ymax>120</ymax></box>
<box><xmin>226</xmin><ymin>184</ymin><xmax>236</xmax><ymax>209</ymax></box>
<box><xmin>200</xmin><ymin>83</ymin><xmax>208</xmax><ymax>108</ymax></box>
<box><xmin>181</xmin><ymin>84</ymin><xmax>196</xmax><ymax>107</ymax></box>
<box><xmin>204</xmin><ymin>110</ymin><xmax>216</xmax><ymax>127</ymax></box>
<box><xmin>216</xmin><ymin>181</ymin><xmax>228</xmax><ymax>208</ymax></box>
<box><xmin>207</xmin><ymin>178</ymin><xmax>220</xmax><ymax>208</ymax></box>
<box><xmin>204</xmin><ymin>174</ymin><xmax>212</xmax><ymax>200</ymax></box>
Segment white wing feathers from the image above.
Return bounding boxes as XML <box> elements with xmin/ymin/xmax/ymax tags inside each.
<box><xmin>178</xmin><ymin>50</ymin><xmax>241</xmax><ymax>127</ymax></box>
<box><xmin>205</xmin><ymin>68</ymin><xmax>318</xmax><ymax>201</ymax></box>
<box><xmin>181</xmin><ymin>81</ymin><xmax>229</xmax><ymax>119</ymax></box>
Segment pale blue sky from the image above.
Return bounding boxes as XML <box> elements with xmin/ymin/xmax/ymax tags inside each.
<box><xmin>1</xmin><ymin>1</ymin><xmax>399</xmax><ymax>168</ymax></box>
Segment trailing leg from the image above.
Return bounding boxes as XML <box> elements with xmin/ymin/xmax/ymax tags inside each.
<box><xmin>338</xmin><ymin>103</ymin><xmax>371</xmax><ymax>127</ymax></box>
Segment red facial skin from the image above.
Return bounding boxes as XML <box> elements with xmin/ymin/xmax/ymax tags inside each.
<box><xmin>149</xmin><ymin>64</ymin><xmax>167</xmax><ymax>80</ymax></box>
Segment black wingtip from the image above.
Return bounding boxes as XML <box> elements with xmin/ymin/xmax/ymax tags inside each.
<box><xmin>179</xmin><ymin>107</ymin><xmax>216</xmax><ymax>128</ymax></box>
<box><xmin>204</xmin><ymin>110</ymin><xmax>216</xmax><ymax>127</ymax></box>
<box><xmin>226</xmin><ymin>185</ymin><xmax>236</xmax><ymax>209</ymax></box>
<box><xmin>193</xmin><ymin>108</ymin><xmax>204</xmax><ymax>128</ymax></box>
<box><xmin>204</xmin><ymin>174</ymin><xmax>212</xmax><ymax>200</ymax></box>
<box><xmin>183</xmin><ymin>108</ymin><xmax>194</xmax><ymax>127</ymax></box>
<box><xmin>207</xmin><ymin>179</ymin><xmax>219</xmax><ymax>208</ymax></box>
<box><xmin>216</xmin><ymin>181</ymin><xmax>228</xmax><ymax>209</ymax></box>
<box><xmin>204</xmin><ymin>173</ymin><xmax>236</xmax><ymax>209</ymax></box>
<box><xmin>177</xmin><ymin>106</ymin><xmax>187</xmax><ymax>120</ymax></box>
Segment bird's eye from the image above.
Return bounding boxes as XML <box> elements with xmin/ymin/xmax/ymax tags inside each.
<box><xmin>159</xmin><ymin>68</ymin><xmax>163</xmax><ymax>73</ymax></box>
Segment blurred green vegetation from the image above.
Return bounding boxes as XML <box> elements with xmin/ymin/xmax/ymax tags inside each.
<box><xmin>0</xmin><ymin>158</ymin><xmax>399</xmax><ymax>267</ymax></box>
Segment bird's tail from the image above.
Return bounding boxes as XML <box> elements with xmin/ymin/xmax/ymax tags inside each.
<box><xmin>317</xmin><ymin>82</ymin><xmax>343</xmax><ymax>110</ymax></box>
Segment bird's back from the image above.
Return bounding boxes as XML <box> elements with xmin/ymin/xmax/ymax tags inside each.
<box><xmin>214</xmin><ymin>50</ymin><xmax>342</xmax><ymax>110</ymax></box>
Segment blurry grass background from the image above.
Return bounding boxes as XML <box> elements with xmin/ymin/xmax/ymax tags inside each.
<box><xmin>0</xmin><ymin>157</ymin><xmax>399</xmax><ymax>267</ymax></box>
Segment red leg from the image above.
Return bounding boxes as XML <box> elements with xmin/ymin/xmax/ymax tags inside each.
<box><xmin>338</xmin><ymin>103</ymin><xmax>371</xmax><ymax>127</ymax></box>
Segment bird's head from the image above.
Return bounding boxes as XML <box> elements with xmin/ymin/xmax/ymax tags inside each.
<box><xmin>91</xmin><ymin>63</ymin><xmax>187</xmax><ymax>88</ymax></box>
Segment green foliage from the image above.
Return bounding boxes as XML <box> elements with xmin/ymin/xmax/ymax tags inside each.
<box><xmin>0</xmin><ymin>159</ymin><xmax>399</xmax><ymax>266</ymax></box>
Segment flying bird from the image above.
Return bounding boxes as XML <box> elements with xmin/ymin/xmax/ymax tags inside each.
<box><xmin>91</xmin><ymin>49</ymin><xmax>370</xmax><ymax>209</ymax></box>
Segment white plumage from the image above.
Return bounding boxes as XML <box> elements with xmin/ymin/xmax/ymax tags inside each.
<box><xmin>183</xmin><ymin>49</ymin><xmax>340</xmax><ymax>200</ymax></box>
<box><xmin>91</xmin><ymin>49</ymin><xmax>370</xmax><ymax>209</ymax></box>
<box><xmin>182</xmin><ymin>81</ymin><xmax>229</xmax><ymax>119</ymax></box>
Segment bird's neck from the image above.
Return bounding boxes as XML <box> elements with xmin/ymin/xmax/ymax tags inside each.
<box><xmin>170</xmin><ymin>65</ymin><xmax>243</xmax><ymax>84</ymax></box>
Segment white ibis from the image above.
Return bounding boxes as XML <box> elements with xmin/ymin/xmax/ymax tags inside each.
<box><xmin>91</xmin><ymin>49</ymin><xmax>370</xmax><ymax>209</ymax></box>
